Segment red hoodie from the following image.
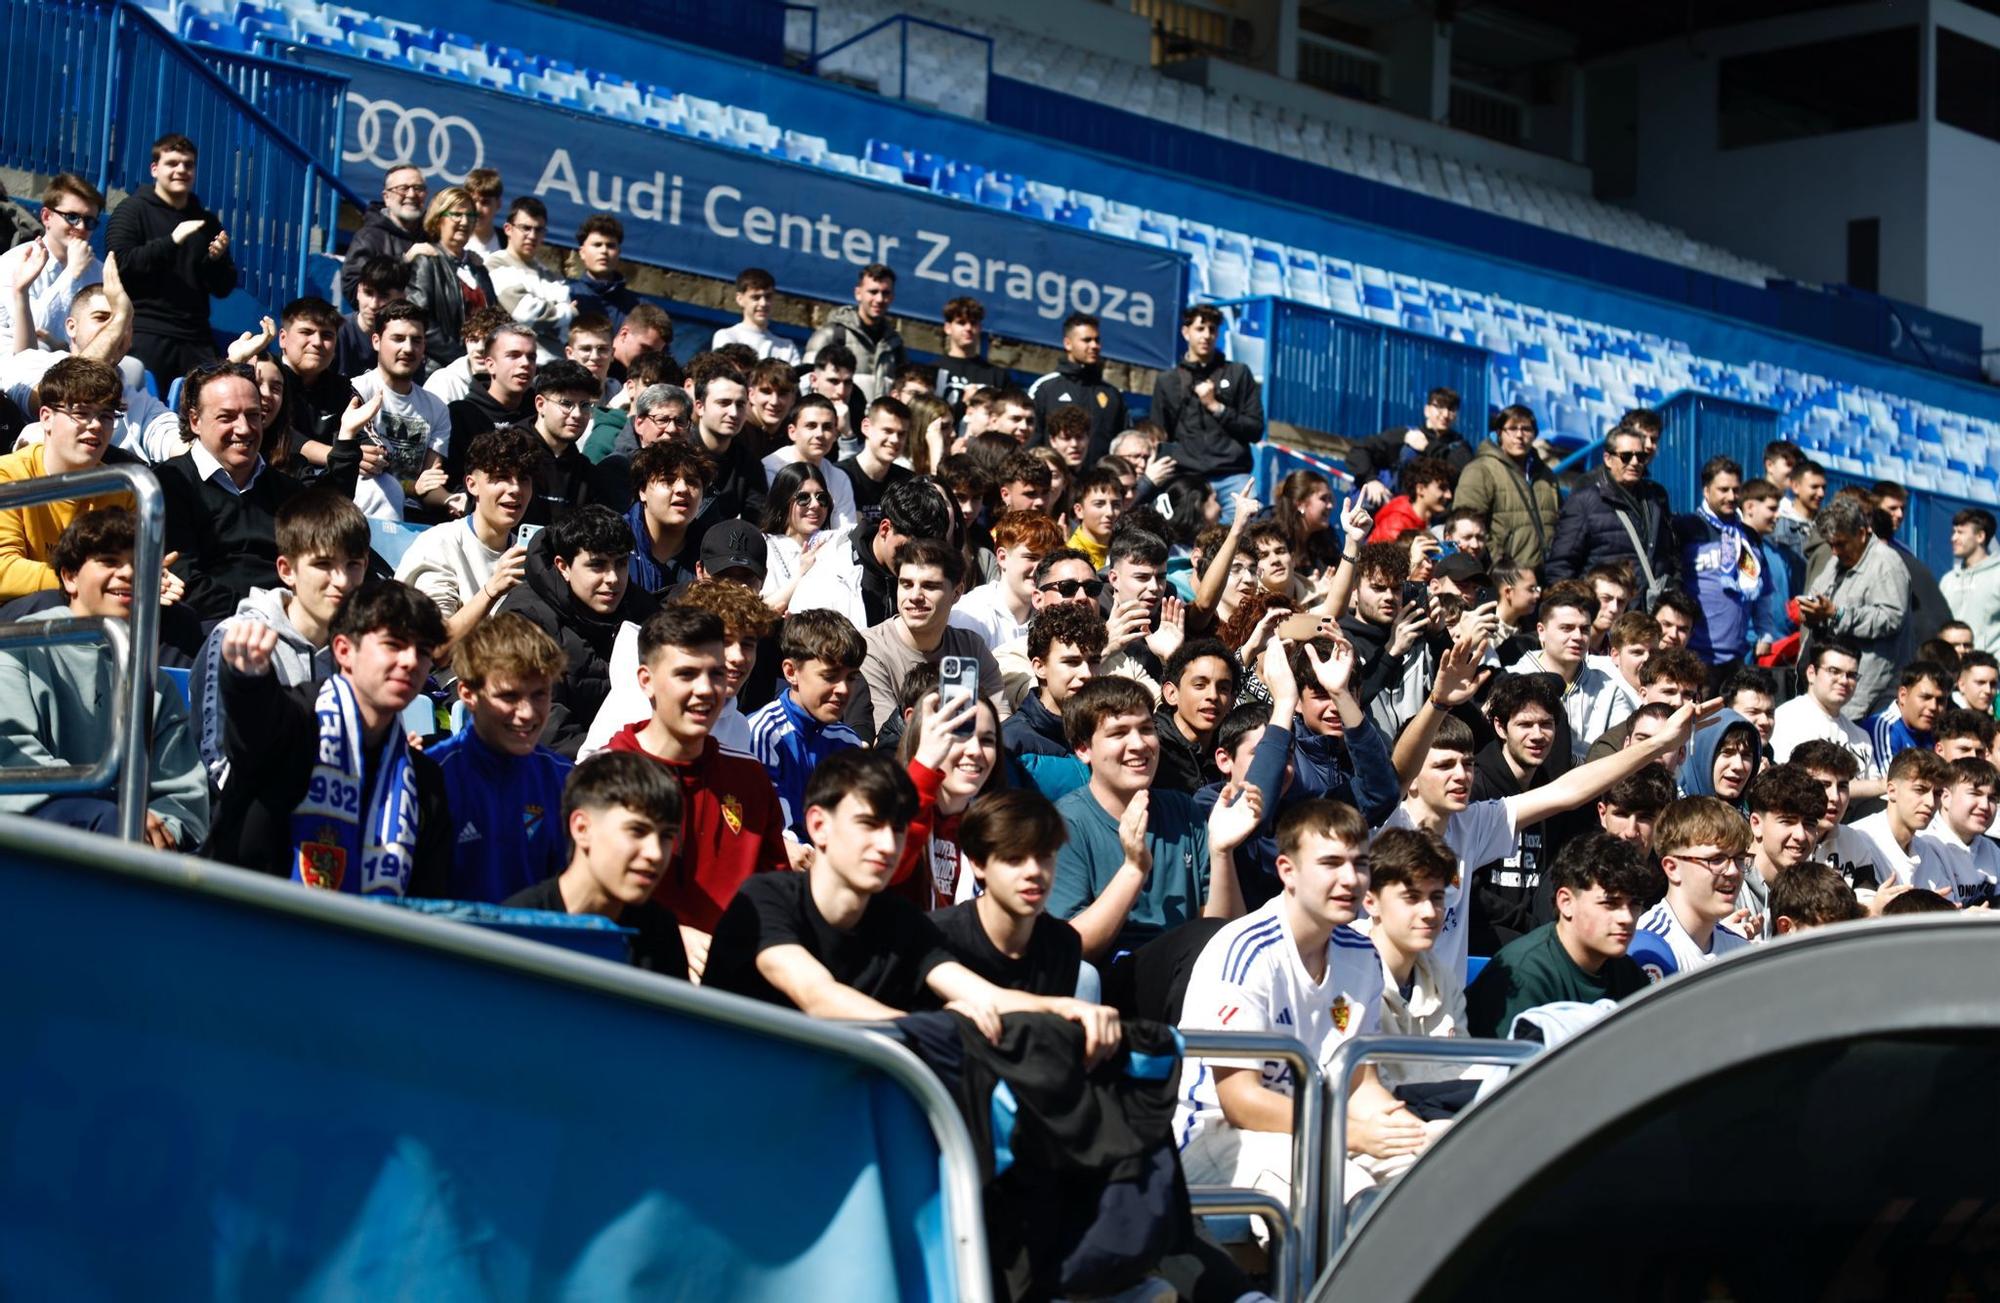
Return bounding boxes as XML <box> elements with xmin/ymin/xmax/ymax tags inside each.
<box><xmin>1367</xmin><ymin>494</ymin><xmax>1427</xmax><ymax>543</ymax></box>
<box><xmin>889</xmin><ymin>761</ymin><xmax>963</xmax><ymax>910</ymax></box>
<box><xmin>607</xmin><ymin>725</ymin><xmax>788</xmax><ymax>931</ymax></box>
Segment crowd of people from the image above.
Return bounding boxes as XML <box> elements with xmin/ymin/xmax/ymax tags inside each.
<box><xmin>4</xmin><ymin>133</ymin><xmax>1997</xmax><ymax>1287</ymax></box>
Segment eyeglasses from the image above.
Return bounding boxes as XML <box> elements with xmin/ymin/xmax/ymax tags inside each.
<box><xmin>544</xmin><ymin>396</ymin><xmax>590</xmax><ymax>413</ymax></box>
<box><xmin>52</xmin><ymin>404</ymin><xmax>124</xmax><ymax>427</ymax></box>
<box><xmin>439</xmin><ymin>209</ymin><xmax>473</xmax><ymax>222</ymax></box>
<box><xmin>1039</xmin><ymin>578</ymin><xmax>1105</xmax><ymax>599</ymax></box>
<box><xmin>50</xmin><ymin>210</ymin><xmax>100</xmax><ymax>232</ymax></box>
<box><xmin>792</xmin><ymin>491</ymin><xmax>831</xmax><ymax>508</ymax></box>
<box><xmin>1607</xmin><ymin>449</ymin><xmax>1651</xmax><ymax>465</ymax></box>
<box><xmin>635</xmin><ymin>411</ymin><xmax>689</xmax><ymax>428</ymax></box>
<box><xmin>384</xmin><ymin>183</ymin><xmax>428</xmax><ymax>197</ymax></box>
<box><xmin>1672</xmin><ymin>851</ymin><xmax>1745</xmax><ymax>875</ymax></box>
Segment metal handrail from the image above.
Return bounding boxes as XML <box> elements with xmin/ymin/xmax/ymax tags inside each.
<box><xmin>0</xmin><ymin>616</ymin><xmax>130</xmax><ymax>794</ymax></box>
<box><xmin>1179</xmin><ymin>1028</ymin><xmax>1323</xmax><ymax>1300</ymax></box>
<box><xmin>1320</xmin><ymin>1035</ymin><xmax>1543</xmax><ymax>1261</ymax></box>
<box><xmin>0</xmin><ymin>465</ymin><xmax>163</xmax><ymax>842</ymax></box>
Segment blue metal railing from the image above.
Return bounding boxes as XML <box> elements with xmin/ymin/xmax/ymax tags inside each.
<box><xmin>2</xmin><ymin>0</ymin><xmax>365</xmax><ymax>312</ymax></box>
<box><xmin>194</xmin><ymin>42</ymin><xmax>349</xmax><ymax>176</ymax></box>
<box><xmin>1216</xmin><ymin>296</ymin><xmax>1491</xmax><ymax>441</ymax></box>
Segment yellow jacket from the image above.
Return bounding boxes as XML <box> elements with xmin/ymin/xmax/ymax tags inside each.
<box><xmin>0</xmin><ymin>443</ymin><xmax>131</xmax><ymax>600</ymax></box>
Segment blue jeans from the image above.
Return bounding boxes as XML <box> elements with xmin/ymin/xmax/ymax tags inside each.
<box><xmin>1212</xmin><ymin>472</ymin><xmax>1252</xmax><ymax>524</ymax></box>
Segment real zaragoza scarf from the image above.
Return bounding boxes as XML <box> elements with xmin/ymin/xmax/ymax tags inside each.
<box><xmin>291</xmin><ymin>674</ymin><xmax>421</xmax><ymax>896</ymax></box>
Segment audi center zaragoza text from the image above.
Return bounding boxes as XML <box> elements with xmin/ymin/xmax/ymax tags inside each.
<box><xmin>330</xmin><ymin>63</ymin><xmax>1187</xmax><ymax>366</ymax></box>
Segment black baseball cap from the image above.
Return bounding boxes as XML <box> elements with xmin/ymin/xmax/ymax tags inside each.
<box><xmin>700</xmin><ymin>520</ymin><xmax>767</xmax><ymax>582</ymax></box>
<box><xmin>1435</xmin><ymin>553</ymin><xmax>1488</xmax><ymax>585</ymax></box>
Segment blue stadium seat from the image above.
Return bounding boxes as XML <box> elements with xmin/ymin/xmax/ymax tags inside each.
<box><xmin>161</xmin><ymin>666</ymin><xmax>192</xmax><ymax>706</ymax></box>
<box><xmin>367</xmin><ymin>518</ymin><xmax>427</xmax><ymax>569</ymax></box>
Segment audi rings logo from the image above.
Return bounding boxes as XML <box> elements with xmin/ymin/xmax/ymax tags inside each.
<box><xmin>345</xmin><ymin>94</ymin><xmax>484</xmax><ymax>184</ymax></box>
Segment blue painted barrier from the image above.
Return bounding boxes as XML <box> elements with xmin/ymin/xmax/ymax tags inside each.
<box><xmin>0</xmin><ymin>815</ymin><xmax>985</xmax><ymax>1299</ymax></box>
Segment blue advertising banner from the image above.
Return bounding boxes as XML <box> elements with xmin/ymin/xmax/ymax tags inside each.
<box><xmin>301</xmin><ymin>51</ymin><xmax>1186</xmax><ymax>366</ymax></box>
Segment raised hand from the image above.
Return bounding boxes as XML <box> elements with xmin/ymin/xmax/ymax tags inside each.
<box><xmin>220</xmin><ymin>619</ymin><xmax>279</xmax><ymax>676</ymax></box>
<box><xmin>225</xmin><ymin>315</ymin><xmax>278</xmax><ymax>364</ymax></box>
<box><xmin>913</xmin><ymin>690</ymin><xmax>978</xmax><ymax>772</ymax></box>
<box><xmin>1339</xmin><ymin>493</ymin><xmax>1374</xmax><ymax>546</ymax></box>
<box><xmin>98</xmin><ymin>252</ymin><xmax>128</xmax><ymax>310</ymax></box>
<box><xmin>10</xmin><ymin>240</ymin><xmax>47</xmax><ymax>292</ymax></box>
<box><xmin>1207</xmin><ymin>781</ymin><xmax>1264</xmax><ymax>851</ymax></box>
<box><xmin>1431</xmin><ymin>633</ymin><xmax>1489</xmax><ymax>708</ymax></box>
<box><xmin>1106</xmin><ymin>596</ymin><xmax>1150</xmax><ymax>649</ymax></box>
<box><xmin>1259</xmin><ymin>631</ymin><xmax>1299</xmax><ymax>704</ymax></box>
<box><xmin>64</xmin><ymin>233</ymin><xmax>94</xmax><ymax>279</ymax></box>
<box><xmin>1145</xmin><ymin>594</ymin><xmax>1186</xmax><ymax>661</ymax></box>
<box><xmin>1385</xmin><ymin>603</ymin><xmax>1429</xmax><ymax>658</ymax></box>
<box><xmin>1657</xmin><ymin>697</ymin><xmax>1725</xmax><ymax>751</ymax></box>
<box><xmin>1303</xmin><ymin>629</ymin><xmax>1357</xmax><ymax>697</ymax></box>
<box><xmin>1117</xmin><ymin>790</ymin><xmax>1153</xmax><ymax>879</ymax></box>
<box><xmin>159</xmin><ymin>551</ymin><xmax>184</xmax><ymax>608</ymax></box>
<box><xmin>338</xmin><ymin>389</ymin><xmax>384</xmax><ymax>442</ymax></box>
<box><xmin>1357</xmin><ymin>481</ymin><xmax>1392</xmax><ymax>510</ymax></box>
<box><xmin>1453</xmin><ymin>599</ymin><xmax>1500</xmax><ymax>646</ymax></box>
<box><xmin>1142</xmin><ymin>452</ymin><xmax>1179</xmax><ymax>485</ymax></box>
<box><xmin>482</xmin><ymin>543</ymin><xmax>529</xmax><ymax>604</ymax></box>
<box><xmin>1230</xmin><ymin>480</ymin><xmax>1261</xmax><ymax>524</ymax></box>
<box><xmin>171</xmin><ymin>219</ymin><xmax>207</xmax><ymax>245</ymax></box>
<box><xmin>206</xmin><ymin>230</ymin><xmax>230</xmax><ymax>261</ymax></box>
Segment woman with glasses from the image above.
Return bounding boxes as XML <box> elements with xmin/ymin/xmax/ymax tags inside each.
<box><xmin>1544</xmin><ymin>423</ymin><xmax>1677</xmax><ymax>604</ymax></box>
<box><xmin>759</xmin><ymin>462</ymin><xmax>834</xmax><ymax>615</ymax></box>
<box><xmin>405</xmin><ymin>186</ymin><xmax>496</xmax><ymax>375</ymax></box>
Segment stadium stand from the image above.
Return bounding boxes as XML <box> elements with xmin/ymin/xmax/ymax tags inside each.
<box><xmin>144</xmin><ymin>0</ymin><xmax>2000</xmax><ymax>504</ymax></box>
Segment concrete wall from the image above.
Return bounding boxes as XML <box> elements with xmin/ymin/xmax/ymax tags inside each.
<box><xmin>1613</xmin><ymin>2</ymin><xmax>1931</xmax><ymax>301</ymax></box>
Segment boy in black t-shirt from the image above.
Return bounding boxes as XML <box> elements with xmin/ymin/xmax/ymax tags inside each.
<box><xmin>705</xmin><ymin>750</ymin><xmax>1120</xmax><ymax>1057</ymax></box>
<box><xmin>929</xmin><ymin>790</ymin><xmax>1083</xmax><ymax>997</ymax></box>
<box><xmin>504</xmin><ymin>751</ymin><xmax>688</xmax><ymax>978</ymax></box>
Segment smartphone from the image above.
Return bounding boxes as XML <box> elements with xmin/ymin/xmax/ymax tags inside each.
<box><xmin>1401</xmin><ymin>580</ymin><xmax>1428</xmax><ymax>610</ymax></box>
<box><xmin>938</xmin><ymin>655</ymin><xmax>978</xmax><ymax>739</ymax></box>
<box><xmin>514</xmin><ymin>522</ymin><xmax>544</xmax><ymax>551</ymax></box>
<box><xmin>1471</xmin><ymin>583</ymin><xmax>1498</xmax><ymax>611</ymax></box>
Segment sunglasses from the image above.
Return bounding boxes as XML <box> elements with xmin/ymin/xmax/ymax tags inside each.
<box><xmin>1608</xmin><ymin>449</ymin><xmax>1652</xmax><ymax>465</ymax></box>
<box><xmin>792</xmin><ymin>490</ymin><xmax>831</xmax><ymax>508</ymax></box>
<box><xmin>1038</xmin><ymin>578</ymin><xmax>1104</xmax><ymax>599</ymax></box>
<box><xmin>51</xmin><ymin>210</ymin><xmax>100</xmax><ymax>232</ymax></box>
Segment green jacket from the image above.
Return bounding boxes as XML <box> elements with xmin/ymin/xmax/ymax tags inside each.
<box><xmin>1453</xmin><ymin>439</ymin><xmax>1561</xmax><ymax>571</ymax></box>
<box><xmin>0</xmin><ymin>607</ymin><xmax>209</xmax><ymax>845</ymax></box>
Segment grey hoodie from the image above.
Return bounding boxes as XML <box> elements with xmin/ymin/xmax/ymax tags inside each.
<box><xmin>0</xmin><ymin>606</ymin><xmax>209</xmax><ymax>844</ymax></box>
<box><xmin>193</xmin><ymin>586</ymin><xmax>333</xmax><ymax>787</ymax></box>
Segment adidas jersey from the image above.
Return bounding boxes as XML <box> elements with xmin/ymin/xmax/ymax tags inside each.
<box><xmin>1173</xmin><ymin>898</ymin><xmax>1384</xmax><ymax>1149</ymax></box>
<box><xmin>1376</xmin><ymin>797</ymin><xmax>1520</xmax><ymax>984</ymax></box>
<box><xmin>1913</xmin><ymin>824</ymin><xmax>2000</xmax><ymax>908</ymax></box>
<box><xmin>1627</xmin><ymin>899</ymin><xmax>1752</xmax><ymax>984</ymax></box>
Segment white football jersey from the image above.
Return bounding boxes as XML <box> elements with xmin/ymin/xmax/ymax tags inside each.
<box><xmin>1627</xmin><ymin>899</ymin><xmax>1751</xmax><ymax>984</ymax></box>
<box><xmin>1377</xmin><ymin>798</ymin><xmax>1519</xmax><ymax>983</ymax></box>
<box><xmin>1174</xmin><ymin>898</ymin><xmax>1384</xmax><ymax>1149</ymax></box>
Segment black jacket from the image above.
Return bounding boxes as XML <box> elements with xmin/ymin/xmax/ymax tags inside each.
<box><xmin>1030</xmin><ymin>359</ymin><xmax>1128</xmax><ymax>466</ymax></box>
<box><xmin>445</xmin><ymin>384</ymin><xmax>531</xmax><ymax>484</ymax></box>
<box><xmin>279</xmin><ymin>361</ymin><xmax>356</xmax><ymax>467</ymax></box>
<box><xmin>526</xmin><ymin>436</ymin><xmax>629</xmax><ymax>528</ymax></box>
<box><xmin>158</xmin><ymin>446</ymin><xmax>361</xmax><ymax>624</ymax></box>
<box><xmin>1545</xmin><ymin>468</ymin><xmax>1677</xmax><ymax>597</ymax></box>
<box><xmin>899</xmin><ymin>1011</ymin><xmax>1193</xmax><ymax>1301</ymax></box>
<box><xmin>691</xmin><ymin>432</ymin><xmax>767</xmax><ymax>530</ymax></box>
<box><xmin>1339</xmin><ymin>613</ymin><xmax>1408</xmax><ymax>711</ymax></box>
<box><xmin>1345</xmin><ymin>426</ymin><xmax>1475</xmax><ymax>487</ymax></box>
<box><xmin>935</xmin><ymin>355</ymin><xmax>1009</xmax><ymax>412</ymax></box>
<box><xmin>340</xmin><ymin>204</ymin><xmax>425</xmax><ymax>302</ymax></box>
<box><xmin>103</xmin><ymin>187</ymin><xmax>235</xmax><ymax>342</ymax></box>
<box><xmin>496</xmin><ymin>530</ymin><xmax>658</xmax><ymax>756</ymax></box>
<box><xmin>208</xmin><ymin>666</ymin><xmax>453</xmax><ymax>893</ymax></box>
<box><xmin>1151</xmin><ymin>704</ymin><xmax>1218</xmax><ymax>796</ymax></box>
<box><xmin>1150</xmin><ymin>355</ymin><xmax>1262</xmax><ymax>477</ymax></box>
<box><xmin>407</xmin><ymin>250</ymin><xmax>497</xmax><ymax>372</ymax></box>
<box><xmin>1468</xmin><ymin>741</ymin><xmax>1554</xmax><ymax>956</ymax></box>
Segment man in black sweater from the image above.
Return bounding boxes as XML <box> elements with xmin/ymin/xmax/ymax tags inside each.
<box><xmin>446</xmin><ymin>321</ymin><xmax>537</xmax><ymax>484</ymax></box>
<box><xmin>158</xmin><ymin>362</ymin><xmax>363</xmax><ymax>623</ymax></box>
<box><xmin>209</xmin><ymin>579</ymin><xmax>454</xmax><ymax>896</ymax></box>
<box><xmin>104</xmin><ymin>132</ymin><xmax>236</xmax><ymax>393</ymax></box>
<box><xmin>1150</xmin><ymin>304</ymin><xmax>1264</xmax><ymax>512</ymax></box>
<box><xmin>1028</xmin><ymin>312</ymin><xmax>1128</xmax><ymax>466</ymax></box>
